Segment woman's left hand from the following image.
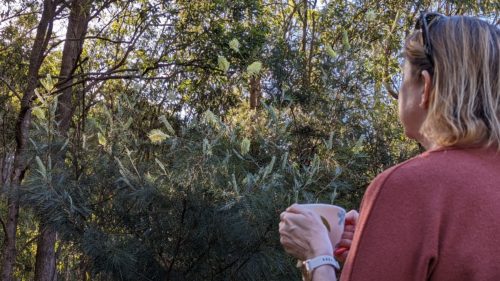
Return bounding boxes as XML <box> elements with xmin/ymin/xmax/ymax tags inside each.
<box><xmin>279</xmin><ymin>204</ymin><xmax>333</xmax><ymax>261</ymax></box>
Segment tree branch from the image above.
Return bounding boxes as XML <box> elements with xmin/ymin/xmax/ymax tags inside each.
<box><xmin>0</xmin><ymin>77</ymin><xmax>21</xmax><ymax>101</ymax></box>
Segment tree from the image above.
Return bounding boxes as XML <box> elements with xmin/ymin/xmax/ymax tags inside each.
<box><xmin>34</xmin><ymin>0</ymin><xmax>93</xmax><ymax>280</ymax></box>
<box><xmin>1</xmin><ymin>1</ymin><xmax>62</xmax><ymax>280</ymax></box>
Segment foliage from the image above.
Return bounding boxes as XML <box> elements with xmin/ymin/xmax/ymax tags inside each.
<box><xmin>0</xmin><ymin>0</ymin><xmax>497</xmax><ymax>280</ymax></box>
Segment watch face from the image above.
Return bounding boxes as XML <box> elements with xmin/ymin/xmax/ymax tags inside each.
<box><xmin>303</xmin><ymin>260</ymin><xmax>312</xmax><ymax>272</ymax></box>
<box><xmin>300</xmin><ymin>256</ymin><xmax>339</xmax><ymax>281</ymax></box>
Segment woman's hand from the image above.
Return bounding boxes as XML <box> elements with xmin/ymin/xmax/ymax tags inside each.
<box><xmin>334</xmin><ymin>210</ymin><xmax>359</xmax><ymax>263</ymax></box>
<box><xmin>279</xmin><ymin>204</ymin><xmax>333</xmax><ymax>261</ymax></box>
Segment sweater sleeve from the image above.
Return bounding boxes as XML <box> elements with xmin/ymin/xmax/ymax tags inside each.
<box><xmin>340</xmin><ymin>164</ymin><xmax>438</xmax><ymax>281</ymax></box>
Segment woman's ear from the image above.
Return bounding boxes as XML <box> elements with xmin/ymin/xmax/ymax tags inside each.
<box><xmin>419</xmin><ymin>70</ymin><xmax>432</xmax><ymax>109</ymax></box>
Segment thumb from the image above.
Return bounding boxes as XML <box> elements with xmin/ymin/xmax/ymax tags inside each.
<box><xmin>344</xmin><ymin>210</ymin><xmax>359</xmax><ymax>226</ymax></box>
<box><xmin>285</xmin><ymin>203</ymin><xmax>305</xmax><ymax>214</ymax></box>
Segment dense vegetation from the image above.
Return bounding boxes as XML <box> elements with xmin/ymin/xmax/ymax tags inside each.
<box><xmin>0</xmin><ymin>0</ymin><xmax>498</xmax><ymax>280</ymax></box>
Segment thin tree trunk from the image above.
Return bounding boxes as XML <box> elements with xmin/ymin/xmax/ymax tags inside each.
<box><xmin>34</xmin><ymin>0</ymin><xmax>92</xmax><ymax>280</ymax></box>
<box><xmin>55</xmin><ymin>0</ymin><xmax>92</xmax><ymax>134</ymax></box>
<box><xmin>0</xmin><ymin>1</ymin><xmax>59</xmax><ymax>280</ymax></box>
<box><xmin>249</xmin><ymin>76</ymin><xmax>261</xmax><ymax>109</ymax></box>
<box><xmin>0</xmin><ymin>153</ymin><xmax>14</xmax><ymax>187</ymax></box>
<box><xmin>301</xmin><ymin>0</ymin><xmax>308</xmax><ymax>88</ymax></box>
<box><xmin>307</xmin><ymin>0</ymin><xmax>317</xmax><ymax>86</ymax></box>
<box><xmin>34</xmin><ymin>228</ymin><xmax>58</xmax><ymax>281</ymax></box>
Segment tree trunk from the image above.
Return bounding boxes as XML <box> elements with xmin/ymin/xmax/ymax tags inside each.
<box><xmin>55</xmin><ymin>0</ymin><xmax>92</xmax><ymax>134</ymax></box>
<box><xmin>301</xmin><ymin>0</ymin><xmax>308</xmax><ymax>88</ymax></box>
<box><xmin>34</xmin><ymin>228</ymin><xmax>58</xmax><ymax>281</ymax></box>
<box><xmin>0</xmin><ymin>1</ymin><xmax>59</xmax><ymax>280</ymax></box>
<box><xmin>249</xmin><ymin>76</ymin><xmax>261</xmax><ymax>109</ymax></box>
<box><xmin>307</xmin><ymin>4</ymin><xmax>316</xmax><ymax>86</ymax></box>
<box><xmin>0</xmin><ymin>153</ymin><xmax>14</xmax><ymax>187</ymax></box>
<box><xmin>33</xmin><ymin>0</ymin><xmax>92</xmax><ymax>280</ymax></box>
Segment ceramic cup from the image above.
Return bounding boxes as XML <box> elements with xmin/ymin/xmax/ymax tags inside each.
<box><xmin>297</xmin><ymin>204</ymin><xmax>346</xmax><ymax>281</ymax></box>
<box><xmin>301</xmin><ymin>203</ymin><xmax>346</xmax><ymax>251</ymax></box>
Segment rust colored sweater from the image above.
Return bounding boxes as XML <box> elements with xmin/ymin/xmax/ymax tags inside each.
<box><xmin>340</xmin><ymin>147</ymin><xmax>500</xmax><ymax>281</ymax></box>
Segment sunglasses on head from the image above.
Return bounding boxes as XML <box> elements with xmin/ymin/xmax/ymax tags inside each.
<box><xmin>389</xmin><ymin>12</ymin><xmax>446</xmax><ymax>100</ymax></box>
<box><xmin>415</xmin><ymin>11</ymin><xmax>447</xmax><ymax>66</ymax></box>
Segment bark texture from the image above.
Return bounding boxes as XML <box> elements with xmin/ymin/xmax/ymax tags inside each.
<box><xmin>33</xmin><ymin>0</ymin><xmax>92</xmax><ymax>280</ymax></box>
<box><xmin>0</xmin><ymin>1</ymin><xmax>59</xmax><ymax>280</ymax></box>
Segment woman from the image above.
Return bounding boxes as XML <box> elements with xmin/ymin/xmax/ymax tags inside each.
<box><xmin>279</xmin><ymin>13</ymin><xmax>500</xmax><ymax>281</ymax></box>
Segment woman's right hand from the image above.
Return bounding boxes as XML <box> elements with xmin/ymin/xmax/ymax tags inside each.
<box><xmin>279</xmin><ymin>204</ymin><xmax>334</xmax><ymax>261</ymax></box>
<box><xmin>334</xmin><ymin>210</ymin><xmax>359</xmax><ymax>263</ymax></box>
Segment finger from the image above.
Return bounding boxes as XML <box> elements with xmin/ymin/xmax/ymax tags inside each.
<box><xmin>280</xmin><ymin>232</ymin><xmax>295</xmax><ymax>247</ymax></box>
<box><xmin>281</xmin><ymin>212</ymin><xmax>307</xmax><ymax>225</ymax></box>
<box><xmin>280</xmin><ymin>211</ymin><xmax>286</xmax><ymax>221</ymax></box>
<box><xmin>337</xmin><ymin>238</ymin><xmax>352</xmax><ymax>248</ymax></box>
<box><xmin>278</xmin><ymin>221</ymin><xmax>286</xmax><ymax>233</ymax></box>
<box><xmin>279</xmin><ymin>219</ymin><xmax>296</xmax><ymax>234</ymax></box>
<box><xmin>279</xmin><ymin>233</ymin><xmax>289</xmax><ymax>245</ymax></box>
<box><xmin>339</xmin><ymin>251</ymin><xmax>349</xmax><ymax>261</ymax></box>
<box><xmin>280</xmin><ymin>211</ymin><xmax>302</xmax><ymax>224</ymax></box>
<box><xmin>340</xmin><ymin>231</ymin><xmax>354</xmax><ymax>240</ymax></box>
<box><xmin>285</xmin><ymin>203</ymin><xmax>305</xmax><ymax>214</ymax></box>
<box><xmin>279</xmin><ymin>215</ymin><xmax>302</xmax><ymax>234</ymax></box>
<box><xmin>343</xmin><ymin>224</ymin><xmax>356</xmax><ymax>233</ymax></box>
<box><xmin>286</xmin><ymin>205</ymin><xmax>317</xmax><ymax>218</ymax></box>
<box><xmin>344</xmin><ymin>210</ymin><xmax>359</xmax><ymax>225</ymax></box>
<box><xmin>335</xmin><ymin>249</ymin><xmax>349</xmax><ymax>263</ymax></box>
<box><xmin>334</xmin><ymin>247</ymin><xmax>348</xmax><ymax>256</ymax></box>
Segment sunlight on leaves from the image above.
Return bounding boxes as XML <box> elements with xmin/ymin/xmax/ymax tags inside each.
<box><xmin>247</xmin><ymin>61</ymin><xmax>262</xmax><ymax>76</ymax></box>
<box><xmin>148</xmin><ymin>129</ymin><xmax>169</xmax><ymax>144</ymax></box>
<box><xmin>240</xmin><ymin>138</ymin><xmax>250</xmax><ymax>155</ymax></box>
<box><xmin>366</xmin><ymin>9</ymin><xmax>376</xmax><ymax>22</ymax></box>
<box><xmin>325</xmin><ymin>44</ymin><xmax>337</xmax><ymax>58</ymax></box>
<box><xmin>97</xmin><ymin>132</ymin><xmax>107</xmax><ymax>146</ymax></box>
<box><xmin>218</xmin><ymin>55</ymin><xmax>230</xmax><ymax>72</ymax></box>
<box><xmin>32</xmin><ymin>107</ymin><xmax>45</xmax><ymax>120</ymax></box>
<box><xmin>229</xmin><ymin>38</ymin><xmax>240</xmax><ymax>52</ymax></box>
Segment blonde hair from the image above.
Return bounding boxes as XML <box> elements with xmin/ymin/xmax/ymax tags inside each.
<box><xmin>404</xmin><ymin>16</ymin><xmax>500</xmax><ymax>148</ymax></box>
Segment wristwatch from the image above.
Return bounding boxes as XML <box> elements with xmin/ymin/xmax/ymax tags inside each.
<box><xmin>301</xmin><ymin>255</ymin><xmax>339</xmax><ymax>281</ymax></box>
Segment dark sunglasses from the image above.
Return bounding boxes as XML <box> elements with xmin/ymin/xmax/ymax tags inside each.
<box><xmin>389</xmin><ymin>12</ymin><xmax>446</xmax><ymax>100</ymax></box>
<box><xmin>414</xmin><ymin>12</ymin><xmax>447</xmax><ymax>66</ymax></box>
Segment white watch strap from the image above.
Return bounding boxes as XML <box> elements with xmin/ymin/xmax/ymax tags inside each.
<box><xmin>303</xmin><ymin>255</ymin><xmax>340</xmax><ymax>273</ymax></box>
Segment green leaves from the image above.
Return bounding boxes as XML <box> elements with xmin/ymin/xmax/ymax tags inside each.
<box><xmin>202</xmin><ymin>138</ymin><xmax>212</xmax><ymax>156</ymax></box>
<box><xmin>240</xmin><ymin>138</ymin><xmax>250</xmax><ymax>155</ymax></box>
<box><xmin>390</xmin><ymin>11</ymin><xmax>400</xmax><ymax>33</ymax></box>
<box><xmin>203</xmin><ymin>110</ymin><xmax>223</xmax><ymax>130</ymax></box>
<box><xmin>325</xmin><ymin>44</ymin><xmax>337</xmax><ymax>58</ymax></box>
<box><xmin>39</xmin><ymin>74</ymin><xmax>55</xmax><ymax>92</ymax></box>
<box><xmin>262</xmin><ymin>156</ymin><xmax>276</xmax><ymax>179</ymax></box>
<box><xmin>246</xmin><ymin>61</ymin><xmax>262</xmax><ymax>76</ymax></box>
<box><xmin>366</xmin><ymin>9</ymin><xmax>376</xmax><ymax>22</ymax></box>
<box><xmin>352</xmin><ymin>135</ymin><xmax>365</xmax><ymax>154</ymax></box>
<box><xmin>324</xmin><ymin>131</ymin><xmax>334</xmax><ymax>150</ymax></box>
<box><xmin>342</xmin><ymin>29</ymin><xmax>351</xmax><ymax>50</ymax></box>
<box><xmin>159</xmin><ymin>115</ymin><xmax>175</xmax><ymax>135</ymax></box>
<box><xmin>32</xmin><ymin>106</ymin><xmax>46</xmax><ymax>120</ymax></box>
<box><xmin>35</xmin><ymin>156</ymin><xmax>47</xmax><ymax>179</ymax></box>
<box><xmin>229</xmin><ymin>38</ymin><xmax>240</xmax><ymax>52</ymax></box>
<box><xmin>148</xmin><ymin>129</ymin><xmax>169</xmax><ymax>144</ymax></box>
<box><xmin>217</xmin><ymin>55</ymin><xmax>230</xmax><ymax>72</ymax></box>
<box><xmin>97</xmin><ymin>132</ymin><xmax>107</xmax><ymax>146</ymax></box>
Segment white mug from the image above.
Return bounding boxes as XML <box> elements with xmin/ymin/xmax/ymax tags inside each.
<box><xmin>297</xmin><ymin>204</ymin><xmax>346</xmax><ymax>281</ymax></box>
<box><xmin>301</xmin><ymin>203</ymin><xmax>346</xmax><ymax>250</ymax></box>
